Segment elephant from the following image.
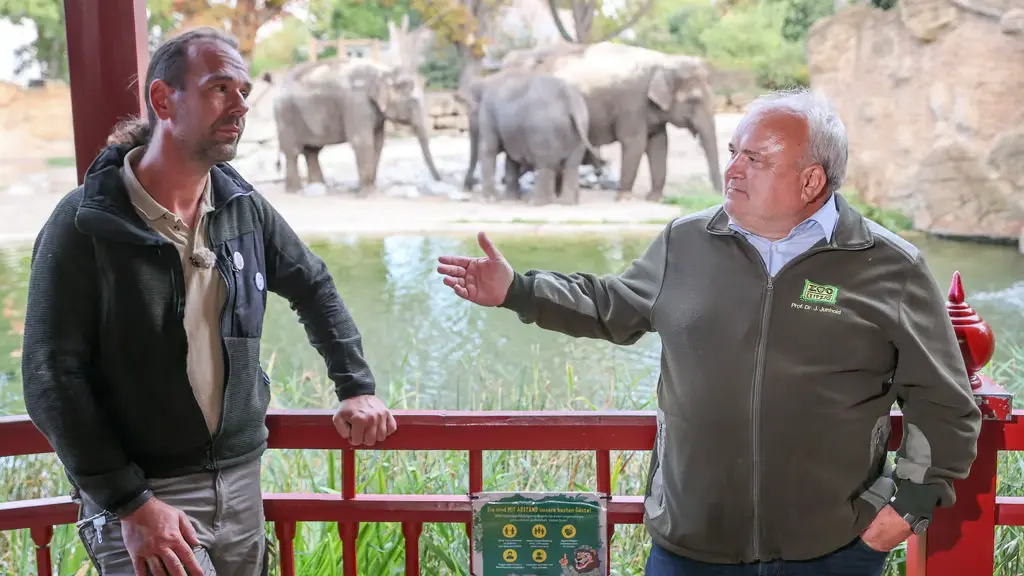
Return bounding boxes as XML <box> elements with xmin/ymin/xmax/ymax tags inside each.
<box><xmin>272</xmin><ymin>57</ymin><xmax>441</xmax><ymax>194</ymax></box>
<box><xmin>460</xmin><ymin>69</ymin><xmax>599</xmax><ymax>205</ymax></box>
<box><xmin>500</xmin><ymin>42</ymin><xmax>722</xmax><ymax>202</ymax></box>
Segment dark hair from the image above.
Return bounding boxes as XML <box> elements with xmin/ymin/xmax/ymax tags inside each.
<box><xmin>107</xmin><ymin>27</ymin><xmax>239</xmax><ymax>148</ymax></box>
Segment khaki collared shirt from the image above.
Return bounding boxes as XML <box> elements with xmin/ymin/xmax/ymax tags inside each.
<box><xmin>122</xmin><ymin>147</ymin><xmax>226</xmax><ymax>434</ymax></box>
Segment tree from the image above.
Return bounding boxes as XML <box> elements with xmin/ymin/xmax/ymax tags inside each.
<box><xmin>546</xmin><ymin>0</ymin><xmax>657</xmax><ymax>43</ymax></box>
<box><xmin>167</xmin><ymin>0</ymin><xmax>292</xmax><ymax>61</ymax></box>
<box><xmin>0</xmin><ymin>0</ymin><xmax>68</xmax><ymax>81</ymax></box>
<box><xmin>308</xmin><ymin>0</ymin><xmax>417</xmax><ymax>40</ymax></box>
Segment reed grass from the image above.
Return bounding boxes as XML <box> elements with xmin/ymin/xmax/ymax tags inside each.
<box><xmin>2</xmin><ymin>347</ymin><xmax>1023</xmax><ymax>576</ymax></box>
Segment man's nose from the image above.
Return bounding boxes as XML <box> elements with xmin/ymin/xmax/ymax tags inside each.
<box><xmin>724</xmin><ymin>157</ymin><xmax>745</xmax><ymax>181</ymax></box>
<box><xmin>231</xmin><ymin>92</ymin><xmax>249</xmax><ymax>116</ymax></box>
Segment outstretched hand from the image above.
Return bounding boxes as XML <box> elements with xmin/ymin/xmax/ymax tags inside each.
<box><xmin>436</xmin><ymin>231</ymin><xmax>514</xmax><ymax>307</ymax></box>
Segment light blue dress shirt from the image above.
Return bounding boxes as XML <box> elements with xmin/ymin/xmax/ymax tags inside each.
<box><xmin>727</xmin><ymin>193</ymin><xmax>839</xmax><ymax>277</ymax></box>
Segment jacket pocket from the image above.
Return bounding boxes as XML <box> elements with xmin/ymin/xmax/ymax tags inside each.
<box><xmin>223</xmin><ymin>230</ymin><xmax>267</xmax><ymax>338</ymax></box>
<box><xmin>644</xmin><ymin>408</ymin><xmax>667</xmax><ymax>521</ymax></box>
<box><xmin>218</xmin><ymin>336</ymin><xmax>272</xmax><ymax>458</ymax></box>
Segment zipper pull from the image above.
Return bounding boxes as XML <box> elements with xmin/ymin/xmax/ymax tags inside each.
<box><xmin>93</xmin><ymin>515</ymin><xmax>106</xmax><ymax>543</ymax></box>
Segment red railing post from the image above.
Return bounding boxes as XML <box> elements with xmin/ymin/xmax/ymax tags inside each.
<box><xmin>595</xmin><ymin>449</ymin><xmax>614</xmax><ymax>559</ymax></box>
<box><xmin>905</xmin><ymin>271</ymin><xmax>1013</xmax><ymax>575</ymax></box>
<box><xmin>341</xmin><ymin>448</ymin><xmax>358</xmax><ymax>576</ymax></box>
<box><xmin>275</xmin><ymin>521</ymin><xmax>297</xmax><ymax>576</ymax></box>
<box><xmin>30</xmin><ymin>525</ymin><xmax>53</xmax><ymax>576</ymax></box>
<box><xmin>467</xmin><ymin>450</ymin><xmax>483</xmax><ymax>551</ymax></box>
<box><xmin>403</xmin><ymin>521</ymin><xmax>423</xmax><ymax>575</ymax></box>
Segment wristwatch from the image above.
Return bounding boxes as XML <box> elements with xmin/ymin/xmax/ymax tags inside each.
<box><xmin>898</xmin><ymin>511</ymin><xmax>930</xmax><ymax>534</ymax></box>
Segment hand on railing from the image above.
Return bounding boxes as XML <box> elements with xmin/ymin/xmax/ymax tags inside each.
<box><xmin>121</xmin><ymin>498</ymin><xmax>204</xmax><ymax>576</ymax></box>
<box><xmin>333</xmin><ymin>395</ymin><xmax>398</xmax><ymax>447</ymax></box>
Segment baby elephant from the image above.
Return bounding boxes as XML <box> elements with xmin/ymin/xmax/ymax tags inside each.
<box><xmin>464</xmin><ymin>70</ymin><xmax>597</xmax><ymax>205</ymax></box>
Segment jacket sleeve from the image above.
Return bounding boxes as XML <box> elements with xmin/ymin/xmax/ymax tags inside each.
<box><xmin>251</xmin><ymin>192</ymin><xmax>376</xmax><ymax>401</ymax></box>
<box><xmin>499</xmin><ymin>220</ymin><xmax>672</xmax><ymax>344</ymax></box>
<box><xmin>889</xmin><ymin>253</ymin><xmax>982</xmax><ymax>518</ymax></box>
<box><xmin>21</xmin><ymin>192</ymin><xmax>153</xmax><ymax>517</ymax></box>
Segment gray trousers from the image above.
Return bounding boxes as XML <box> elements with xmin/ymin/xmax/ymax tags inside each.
<box><xmin>74</xmin><ymin>457</ymin><xmax>267</xmax><ymax>576</ymax></box>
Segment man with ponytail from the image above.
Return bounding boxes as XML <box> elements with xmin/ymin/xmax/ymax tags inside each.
<box><xmin>21</xmin><ymin>27</ymin><xmax>395</xmax><ymax>575</ymax></box>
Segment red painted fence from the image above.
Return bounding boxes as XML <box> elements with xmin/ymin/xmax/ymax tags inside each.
<box><xmin>1</xmin><ymin>407</ymin><xmax>1024</xmax><ymax>576</ymax></box>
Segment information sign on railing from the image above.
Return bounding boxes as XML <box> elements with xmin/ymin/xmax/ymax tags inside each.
<box><xmin>471</xmin><ymin>492</ymin><xmax>608</xmax><ymax>575</ymax></box>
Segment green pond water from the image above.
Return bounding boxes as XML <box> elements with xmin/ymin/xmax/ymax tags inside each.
<box><xmin>1</xmin><ymin>231</ymin><xmax>1023</xmax><ymax>414</ymax></box>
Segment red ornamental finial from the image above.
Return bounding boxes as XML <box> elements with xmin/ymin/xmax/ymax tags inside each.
<box><xmin>948</xmin><ymin>270</ymin><xmax>965</xmax><ymax>305</ymax></box>
<box><xmin>946</xmin><ymin>271</ymin><xmax>996</xmax><ymax>390</ymax></box>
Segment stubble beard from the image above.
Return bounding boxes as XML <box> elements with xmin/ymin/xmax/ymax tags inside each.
<box><xmin>195</xmin><ymin>137</ymin><xmax>239</xmax><ymax>165</ymax></box>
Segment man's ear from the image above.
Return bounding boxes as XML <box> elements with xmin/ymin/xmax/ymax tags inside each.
<box><xmin>800</xmin><ymin>164</ymin><xmax>829</xmax><ymax>203</ymax></box>
<box><xmin>149</xmin><ymin>79</ymin><xmax>176</xmax><ymax>121</ymax></box>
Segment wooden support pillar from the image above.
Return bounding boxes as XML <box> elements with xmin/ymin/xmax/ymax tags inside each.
<box><xmin>64</xmin><ymin>0</ymin><xmax>149</xmax><ymax>184</ymax></box>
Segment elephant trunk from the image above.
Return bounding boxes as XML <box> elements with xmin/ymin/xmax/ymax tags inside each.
<box><xmin>693</xmin><ymin>105</ymin><xmax>722</xmax><ymax>193</ymax></box>
<box><xmin>413</xmin><ymin>105</ymin><xmax>442</xmax><ymax>181</ymax></box>
<box><xmin>464</xmin><ymin>110</ymin><xmax>479</xmax><ymax>190</ymax></box>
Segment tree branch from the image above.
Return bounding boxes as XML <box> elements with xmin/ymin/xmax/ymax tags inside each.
<box><xmin>546</xmin><ymin>0</ymin><xmax>579</xmax><ymax>42</ymax></box>
<box><xmin>592</xmin><ymin>0</ymin><xmax>654</xmax><ymax>43</ymax></box>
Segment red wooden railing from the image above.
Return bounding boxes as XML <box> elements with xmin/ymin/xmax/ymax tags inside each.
<box><xmin>1</xmin><ymin>408</ymin><xmax>1024</xmax><ymax>576</ymax></box>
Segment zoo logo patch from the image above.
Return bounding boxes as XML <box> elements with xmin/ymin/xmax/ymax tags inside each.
<box><xmin>799</xmin><ymin>280</ymin><xmax>839</xmax><ymax>305</ymax></box>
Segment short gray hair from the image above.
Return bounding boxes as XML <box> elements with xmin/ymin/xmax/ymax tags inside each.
<box><xmin>747</xmin><ymin>87</ymin><xmax>848</xmax><ymax>194</ymax></box>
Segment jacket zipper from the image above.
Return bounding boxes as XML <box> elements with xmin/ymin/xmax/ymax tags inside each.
<box><xmin>206</xmin><ymin>216</ymin><xmax>231</xmax><ymax>470</ymax></box>
<box><xmin>740</xmin><ymin>240</ymin><xmax>837</xmax><ymax>560</ymax></box>
<box><xmin>166</xmin><ymin>244</ymin><xmax>216</xmax><ymax>465</ymax></box>
<box><xmin>750</xmin><ymin>274</ymin><xmax>772</xmax><ymax>558</ymax></box>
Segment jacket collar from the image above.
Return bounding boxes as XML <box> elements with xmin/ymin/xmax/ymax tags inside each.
<box><xmin>705</xmin><ymin>191</ymin><xmax>874</xmax><ymax>250</ymax></box>
<box><xmin>75</xmin><ymin>144</ymin><xmax>255</xmax><ymax>245</ymax></box>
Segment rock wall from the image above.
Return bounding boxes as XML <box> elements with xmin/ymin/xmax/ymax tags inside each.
<box><xmin>387</xmin><ymin>90</ymin><xmax>470</xmax><ymax>136</ymax></box>
<box><xmin>806</xmin><ymin>0</ymin><xmax>1024</xmax><ymax>242</ymax></box>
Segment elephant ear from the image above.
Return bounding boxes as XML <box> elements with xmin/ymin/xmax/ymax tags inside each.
<box><xmin>647</xmin><ymin>67</ymin><xmax>674</xmax><ymax>112</ymax></box>
<box><xmin>369</xmin><ymin>73</ymin><xmax>391</xmax><ymax>114</ymax></box>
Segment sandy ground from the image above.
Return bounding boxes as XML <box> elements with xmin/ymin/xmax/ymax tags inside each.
<box><xmin>0</xmin><ymin>81</ymin><xmax>742</xmax><ymax>248</ymax></box>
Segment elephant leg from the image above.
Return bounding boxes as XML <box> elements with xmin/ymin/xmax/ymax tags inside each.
<box><xmin>558</xmin><ymin>145</ymin><xmax>585</xmax><ymax>205</ymax></box>
<box><xmin>530</xmin><ymin>167</ymin><xmax>557</xmax><ymax>206</ymax></box>
<box><xmin>284</xmin><ymin>152</ymin><xmax>302</xmax><ymax>193</ymax></box>
<box><xmin>616</xmin><ymin>136</ymin><xmax>647</xmax><ymax>202</ymax></box>
<box><xmin>583</xmin><ymin>148</ymin><xmax>604</xmax><ymax>177</ymax></box>
<box><xmin>504</xmin><ymin>158</ymin><xmax>523</xmax><ymax>200</ymax></box>
<box><xmin>303</xmin><ymin>146</ymin><xmax>325</xmax><ymax>185</ymax></box>
<box><xmin>644</xmin><ymin>128</ymin><xmax>669</xmax><ymax>203</ymax></box>
<box><xmin>370</xmin><ymin>124</ymin><xmax>386</xmax><ymax>184</ymax></box>
<box><xmin>351</xmin><ymin>136</ymin><xmax>377</xmax><ymax>196</ymax></box>
<box><xmin>479</xmin><ymin>124</ymin><xmax>500</xmax><ymax>201</ymax></box>
<box><xmin>464</xmin><ymin>115</ymin><xmax>480</xmax><ymax>191</ymax></box>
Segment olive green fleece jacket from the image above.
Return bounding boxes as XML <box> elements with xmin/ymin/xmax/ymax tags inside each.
<box><xmin>499</xmin><ymin>193</ymin><xmax>982</xmax><ymax>563</ymax></box>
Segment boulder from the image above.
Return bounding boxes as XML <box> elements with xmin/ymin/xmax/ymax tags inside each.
<box><xmin>807</xmin><ymin>0</ymin><xmax>1024</xmax><ymax>243</ymax></box>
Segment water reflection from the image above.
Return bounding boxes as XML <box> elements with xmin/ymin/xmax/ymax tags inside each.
<box><xmin>0</xmin><ymin>232</ymin><xmax>1020</xmax><ymax>415</ymax></box>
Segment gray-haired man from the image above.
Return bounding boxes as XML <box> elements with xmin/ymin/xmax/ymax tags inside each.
<box><xmin>437</xmin><ymin>88</ymin><xmax>982</xmax><ymax>575</ymax></box>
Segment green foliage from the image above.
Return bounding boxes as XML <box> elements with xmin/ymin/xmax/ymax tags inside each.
<box><xmin>630</xmin><ymin>0</ymin><xmax>813</xmax><ymax>90</ymax></box>
<box><xmin>250</xmin><ymin>15</ymin><xmax>312</xmax><ymax>77</ymax></box>
<box><xmin>0</xmin><ymin>0</ymin><xmax>68</xmax><ymax>81</ymax></box>
<box><xmin>629</xmin><ymin>0</ymin><xmax>719</xmax><ymax>55</ymax></box>
<box><xmin>308</xmin><ymin>0</ymin><xmax>418</xmax><ymax>41</ymax></box>
<box><xmin>778</xmin><ymin>0</ymin><xmax>835</xmax><ymax>42</ymax></box>
<box><xmin>841</xmin><ymin>189</ymin><xmax>914</xmax><ymax>232</ymax></box>
<box><xmin>419</xmin><ymin>43</ymin><xmax>463</xmax><ymax>90</ymax></box>
<box><xmin>700</xmin><ymin>1</ymin><xmax>809</xmax><ymax>89</ymax></box>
